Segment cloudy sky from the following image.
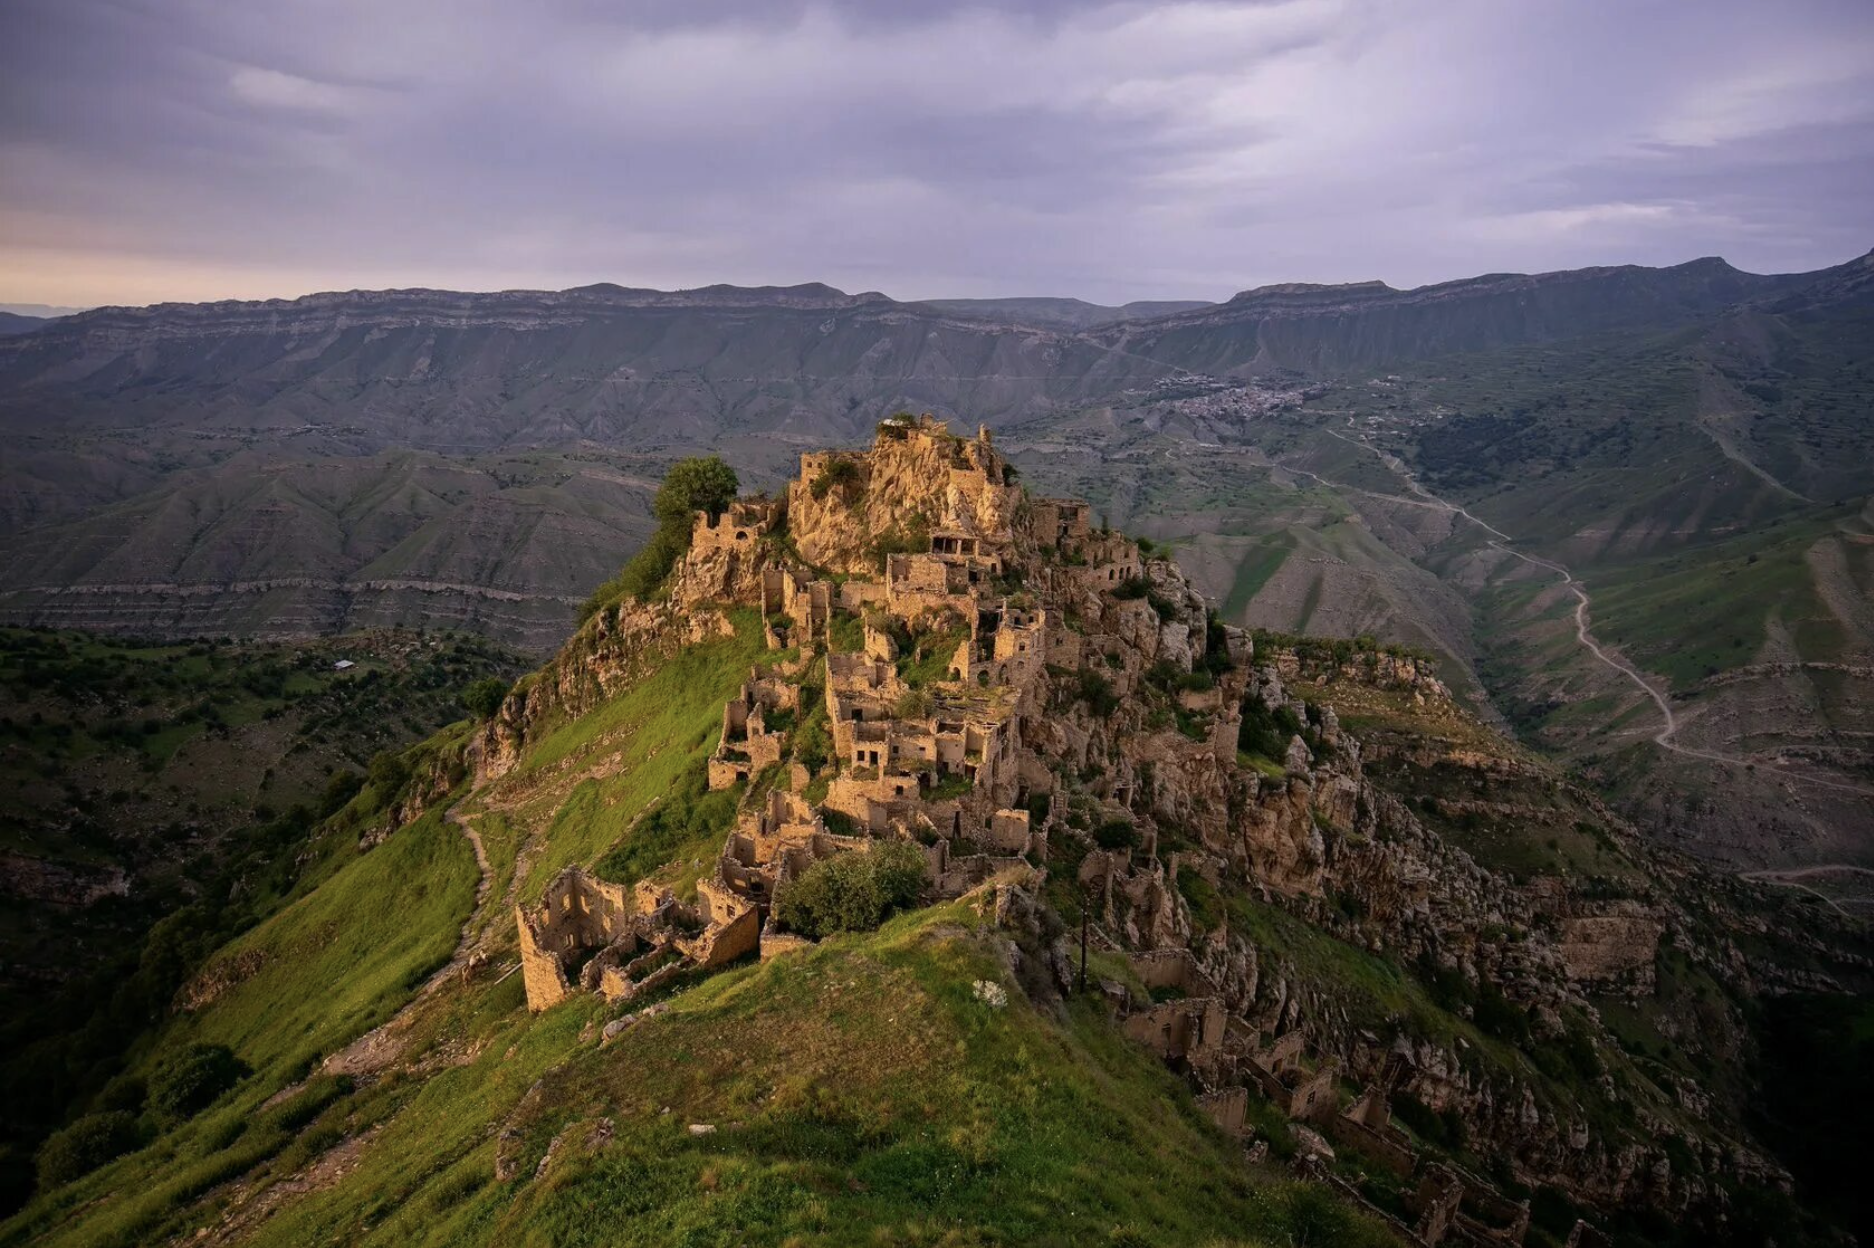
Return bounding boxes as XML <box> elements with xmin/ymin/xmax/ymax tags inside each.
<box><xmin>2</xmin><ymin>0</ymin><xmax>1871</xmax><ymax>308</ymax></box>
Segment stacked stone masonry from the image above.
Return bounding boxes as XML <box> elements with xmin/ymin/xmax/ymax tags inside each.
<box><xmin>500</xmin><ymin>415</ymin><xmax>1741</xmax><ymax>1243</ymax></box>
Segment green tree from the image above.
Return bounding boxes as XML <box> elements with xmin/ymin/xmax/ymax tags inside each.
<box><xmin>462</xmin><ymin>677</ymin><xmax>509</xmax><ymax>719</ymax></box>
<box><xmin>582</xmin><ymin>456</ymin><xmax>742</xmax><ymax>619</ymax></box>
<box><xmin>35</xmin><ymin>1112</ymin><xmax>141</xmax><ymax>1190</ymax></box>
<box><xmin>773</xmin><ymin>841</ymin><xmax>927</xmax><ymax>939</ymax></box>
<box><xmin>651</xmin><ymin>455</ymin><xmax>739</xmax><ymax>527</ymax></box>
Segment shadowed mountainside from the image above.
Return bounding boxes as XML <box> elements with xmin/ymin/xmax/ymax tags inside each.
<box><xmin>0</xmin><ymin>254</ymin><xmax>1863</xmax><ymax>655</ymax></box>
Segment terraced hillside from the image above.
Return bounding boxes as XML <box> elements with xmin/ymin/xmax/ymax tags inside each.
<box><xmin>6</xmin><ymin>426</ymin><xmax>1865</xmax><ymax>1247</ymax></box>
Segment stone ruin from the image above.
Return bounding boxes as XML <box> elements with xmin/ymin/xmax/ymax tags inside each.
<box><xmin>518</xmin><ymin>418</ymin><xmax>1078</xmax><ymax>1012</ymax></box>
<box><xmin>514</xmin><ymin>867</ymin><xmax>757</xmax><ymax>1012</ymax></box>
<box><xmin>502</xmin><ymin>414</ymin><xmax>1621</xmax><ymax>1245</ymax></box>
<box><xmin>1106</xmin><ymin>949</ymin><xmax>1543</xmax><ymax>1248</ymax></box>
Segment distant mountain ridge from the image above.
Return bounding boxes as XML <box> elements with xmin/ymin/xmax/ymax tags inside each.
<box><xmin>0</xmin><ymin>280</ymin><xmax>1164</xmax><ymax>453</ymax></box>
<box><xmin>0</xmin><ymin>248</ymin><xmax>1866</xmax><ymax>656</ymax></box>
<box><xmin>914</xmin><ymin>295</ymin><xmax>1214</xmax><ymax>330</ymax></box>
<box><xmin>8</xmin><ymin>253</ymin><xmax>1860</xmax><ymax>419</ymax></box>
<box><xmin>1090</xmin><ymin>254</ymin><xmax>1844</xmax><ymax>373</ymax></box>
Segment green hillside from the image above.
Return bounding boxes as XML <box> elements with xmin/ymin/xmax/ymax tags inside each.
<box><xmin>2</xmin><ymin>610</ymin><xmax>1397</xmax><ymax>1248</ymax></box>
<box><xmin>0</xmin><ymin>628</ymin><xmax>524</xmax><ymax>1210</ymax></box>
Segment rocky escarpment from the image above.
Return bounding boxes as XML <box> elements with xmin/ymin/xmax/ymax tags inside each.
<box><xmin>0</xmin><ymin>283</ymin><xmax>1171</xmax><ymax>450</ymax></box>
<box><xmin>465</xmin><ymin>417</ymin><xmax>1861</xmax><ymax>1242</ymax></box>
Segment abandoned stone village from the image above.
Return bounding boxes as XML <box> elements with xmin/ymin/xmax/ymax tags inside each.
<box><xmin>498</xmin><ymin>416</ymin><xmax>1738</xmax><ymax>1248</ymax></box>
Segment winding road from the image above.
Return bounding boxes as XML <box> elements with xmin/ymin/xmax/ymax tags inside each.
<box><xmin>1303</xmin><ymin>425</ymin><xmax>1874</xmax><ymax>800</ymax></box>
<box><xmin>1738</xmin><ymin>865</ymin><xmax>1874</xmax><ymax>919</ymax></box>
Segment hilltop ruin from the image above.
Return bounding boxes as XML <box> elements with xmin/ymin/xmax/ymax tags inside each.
<box><xmin>500</xmin><ymin>416</ymin><xmax>1762</xmax><ymax>1246</ymax></box>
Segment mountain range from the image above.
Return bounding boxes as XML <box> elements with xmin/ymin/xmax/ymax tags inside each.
<box><xmin>0</xmin><ymin>249</ymin><xmax>1869</xmax><ymax>873</ymax></box>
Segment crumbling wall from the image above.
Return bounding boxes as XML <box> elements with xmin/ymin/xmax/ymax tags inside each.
<box><xmin>516</xmin><ymin>869</ymin><xmax>634</xmax><ymax>1012</ymax></box>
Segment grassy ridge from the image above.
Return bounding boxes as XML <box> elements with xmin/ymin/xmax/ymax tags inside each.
<box><xmin>101</xmin><ymin>904</ymin><xmax>1389</xmax><ymax>1248</ymax></box>
<box><xmin>516</xmin><ymin>618</ymin><xmax>770</xmax><ymax>897</ymax></box>
<box><xmin>0</xmin><ymin>598</ymin><xmax>1397</xmax><ymax>1247</ymax></box>
<box><xmin>168</xmin><ymin>804</ymin><xmax>479</xmax><ymax>1083</ymax></box>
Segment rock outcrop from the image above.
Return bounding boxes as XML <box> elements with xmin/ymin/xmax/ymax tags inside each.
<box><xmin>482</xmin><ymin>416</ymin><xmax>1839</xmax><ymax>1241</ymax></box>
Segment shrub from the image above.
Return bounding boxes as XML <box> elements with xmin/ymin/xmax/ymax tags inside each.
<box><xmin>461</xmin><ymin>677</ymin><xmax>509</xmax><ymax>719</ymax></box>
<box><xmin>1075</xmin><ymin>670</ymin><xmax>1120</xmax><ymax>717</ymax></box>
<box><xmin>1092</xmin><ymin>819</ymin><xmax>1138</xmax><ymax>851</ymax></box>
<box><xmin>774</xmin><ymin>841</ymin><xmax>928</xmax><ymax>939</ymax></box>
<box><xmin>870</xmin><ymin>841</ymin><xmax>928</xmax><ymax>911</ymax></box>
<box><xmin>1238</xmin><ymin>695</ymin><xmax>1286</xmax><ymax>759</ymax></box>
<box><xmin>810</xmin><ymin>457</ymin><xmax>862</xmax><ymax>501</ymax></box>
<box><xmin>36</xmin><ymin>1112</ymin><xmax>141</xmax><ymax>1189</ymax></box>
<box><xmin>1474</xmin><ymin>984</ymin><xmax>1531</xmax><ymax>1043</ymax></box>
<box><xmin>1390</xmin><ymin>1090</ymin><xmax>1466</xmax><ymax>1150</ymax></box>
<box><xmin>868</xmin><ymin>517</ymin><xmax>931</xmax><ymax>570</ymax></box>
<box><xmin>148</xmin><ymin>1044</ymin><xmax>248</xmax><ymax>1127</ymax></box>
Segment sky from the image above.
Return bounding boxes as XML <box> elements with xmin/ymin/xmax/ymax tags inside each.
<box><xmin>2</xmin><ymin>0</ymin><xmax>1871</xmax><ymax>309</ymax></box>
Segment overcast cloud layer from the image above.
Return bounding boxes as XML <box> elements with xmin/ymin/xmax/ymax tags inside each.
<box><xmin>2</xmin><ymin>0</ymin><xmax>1871</xmax><ymax>307</ymax></box>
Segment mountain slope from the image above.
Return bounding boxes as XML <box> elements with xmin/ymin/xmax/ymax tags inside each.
<box><xmin>6</xmin><ymin>425</ymin><xmax>1865</xmax><ymax>1247</ymax></box>
<box><xmin>985</xmin><ymin>255</ymin><xmax>1874</xmax><ymax>871</ymax></box>
<box><xmin>0</xmin><ymin>283</ymin><xmax>1170</xmax><ymax>449</ymax></box>
<box><xmin>0</xmin><ymin>254</ymin><xmax>1861</xmax><ymax>656</ymax></box>
<box><xmin>1094</xmin><ymin>256</ymin><xmax>1830</xmax><ymax>376</ymax></box>
<box><xmin>0</xmin><ymin>450</ymin><xmax>667</xmax><ymax>653</ymax></box>
<box><xmin>0</xmin><ymin>627</ymin><xmax>525</xmax><ymax>1210</ymax></box>
<box><xmin>0</xmin><ymin>253</ymin><xmax>1868</xmax><ymax>872</ymax></box>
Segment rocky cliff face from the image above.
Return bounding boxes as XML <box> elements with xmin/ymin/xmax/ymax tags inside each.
<box><xmin>786</xmin><ymin>422</ymin><xmax>1022</xmax><ymax>574</ymax></box>
<box><xmin>452</xmin><ymin>419</ymin><xmax>1868</xmax><ymax>1240</ymax></box>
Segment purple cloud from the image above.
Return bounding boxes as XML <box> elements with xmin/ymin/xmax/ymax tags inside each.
<box><xmin>1</xmin><ymin>0</ymin><xmax>1868</xmax><ymax>307</ymax></box>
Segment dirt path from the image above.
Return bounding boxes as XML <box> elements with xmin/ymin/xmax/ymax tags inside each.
<box><xmin>1692</xmin><ymin>415</ymin><xmax>1810</xmax><ymax>503</ymax></box>
<box><xmin>1806</xmin><ymin>538</ymin><xmax>1874</xmax><ymax>655</ymax></box>
<box><xmin>196</xmin><ymin>1126</ymin><xmax>384</xmax><ymax>1246</ymax></box>
<box><xmin>322</xmin><ymin>803</ymin><xmax>499</xmax><ymax>1078</ymax></box>
<box><xmin>449</xmin><ymin>806</ymin><xmax>495</xmax><ymax>955</ymax></box>
<box><xmin>1692</xmin><ymin>368</ymin><xmax>1811</xmax><ymax>503</ymax></box>
<box><xmin>1307</xmin><ymin>426</ymin><xmax>1874</xmax><ymax>800</ymax></box>
<box><xmin>1738</xmin><ymin>865</ymin><xmax>1874</xmax><ymax>918</ymax></box>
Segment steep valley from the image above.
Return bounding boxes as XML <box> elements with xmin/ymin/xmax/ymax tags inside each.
<box><xmin>0</xmin><ymin>626</ymin><xmax>526</xmax><ymax>1207</ymax></box>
